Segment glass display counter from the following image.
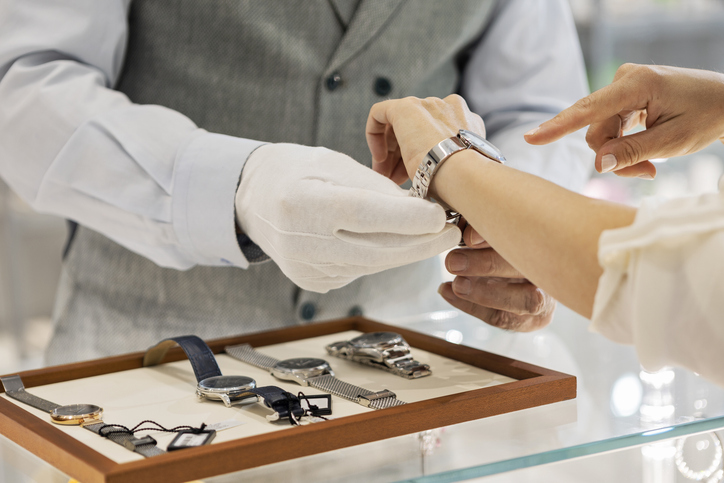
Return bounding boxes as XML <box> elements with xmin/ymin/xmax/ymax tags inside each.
<box><xmin>2</xmin><ymin>306</ymin><xmax>722</xmax><ymax>483</ymax></box>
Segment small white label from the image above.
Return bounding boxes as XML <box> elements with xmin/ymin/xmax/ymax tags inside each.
<box><xmin>205</xmin><ymin>419</ymin><xmax>244</xmax><ymax>432</ymax></box>
<box><xmin>301</xmin><ymin>398</ymin><xmax>330</xmax><ymax>411</ymax></box>
<box><xmin>175</xmin><ymin>433</ymin><xmax>209</xmax><ymax>447</ymax></box>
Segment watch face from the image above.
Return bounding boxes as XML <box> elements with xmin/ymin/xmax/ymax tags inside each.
<box><xmin>350</xmin><ymin>332</ymin><xmax>403</xmax><ymax>348</ymax></box>
<box><xmin>50</xmin><ymin>404</ymin><xmax>103</xmax><ymax>425</ymax></box>
<box><xmin>198</xmin><ymin>375</ymin><xmax>256</xmax><ymax>392</ymax></box>
<box><xmin>52</xmin><ymin>404</ymin><xmax>102</xmax><ymax>417</ymax></box>
<box><xmin>458</xmin><ymin>129</ymin><xmax>506</xmax><ymax>164</ymax></box>
<box><xmin>274</xmin><ymin>358</ymin><xmax>328</xmax><ymax>371</ymax></box>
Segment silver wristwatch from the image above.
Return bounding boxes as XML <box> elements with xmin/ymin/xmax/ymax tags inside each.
<box><xmin>409</xmin><ymin>129</ymin><xmax>506</xmax><ymax>204</ymax></box>
<box><xmin>224</xmin><ymin>344</ymin><xmax>406</xmax><ymax>410</ymax></box>
<box><xmin>325</xmin><ymin>332</ymin><xmax>431</xmax><ymax>379</ymax></box>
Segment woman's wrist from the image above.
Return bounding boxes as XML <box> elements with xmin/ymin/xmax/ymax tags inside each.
<box><xmin>429</xmin><ymin>149</ymin><xmax>496</xmax><ymax>210</ymax></box>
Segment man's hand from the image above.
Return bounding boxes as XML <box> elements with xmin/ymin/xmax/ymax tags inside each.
<box><xmin>235</xmin><ymin>143</ymin><xmax>461</xmax><ymax>293</ymax></box>
<box><xmin>525</xmin><ymin>64</ymin><xmax>724</xmax><ymax>179</ymax></box>
<box><xmin>439</xmin><ymin>226</ymin><xmax>556</xmax><ymax>332</ymax></box>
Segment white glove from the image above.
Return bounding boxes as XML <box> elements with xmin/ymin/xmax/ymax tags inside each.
<box><xmin>235</xmin><ymin>143</ymin><xmax>460</xmax><ymax>293</ymax></box>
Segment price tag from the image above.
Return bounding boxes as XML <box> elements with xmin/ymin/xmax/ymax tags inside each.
<box><xmin>167</xmin><ymin>430</ymin><xmax>216</xmax><ymax>451</ymax></box>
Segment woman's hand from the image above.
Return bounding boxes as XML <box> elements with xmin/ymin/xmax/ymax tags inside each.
<box><xmin>525</xmin><ymin>64</ymin><xmax>724</xmax><ymax>179</ymax></box>
<box><xmin>366</xmin><ymin>95</ymin><xmax>486</xmax><ymax>185</ymax></box>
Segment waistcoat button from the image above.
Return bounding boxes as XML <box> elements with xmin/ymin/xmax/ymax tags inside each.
<box><xmin>300</xmin><ymin>302</ymin><xmax>317</xmax><ymax>321</ymax></box>
<box><xmin>374</xmin><ymin>77</ymin><xmax>392</xmax><ymax>96</ymax></box>
<box><xmin>348</xmin><ymin>306</ymin><xmax>364</xmax><ymax>317</ymax></box>
<box><xmin>326</xmin><ymin>72</ymin><xmax>342</xmax><ymax>91</ymax></box>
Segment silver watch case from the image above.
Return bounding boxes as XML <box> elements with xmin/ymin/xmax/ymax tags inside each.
<box><xmin>196</xmin><ymin>375</ymin><xmax>257</xmax><ymax>408</ymax></box>
<box><xmin>458</xmin><ymin>129</ymin><xmax>506</xmax><ymax>164</ymax></box>
<box><xmin>326</xmin><ymin>332</ymin><xmax>432</xmax><ymax>379</ymax></box>
<box><xmin>271</xmin><ymin>358</ymin><xmax>334</xmax><ymax>386</ymax></box>
<box><xmin>409</xmin><ymin>129</ymin><xmax>505</xmax><ymax>201</ymax></box>
<box><xmin>348</xmin><ymin>332</ymin><xmax>410</xmax><ymax>363</ymax></box>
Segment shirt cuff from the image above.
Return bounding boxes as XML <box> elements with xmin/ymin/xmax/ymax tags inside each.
<box><xmin>172</xmin><ymin>131</ymin><xmax>265</xmax><ymax>269</ymax></box>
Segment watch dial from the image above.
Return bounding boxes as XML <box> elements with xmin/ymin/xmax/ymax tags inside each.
<box><xmin>275</xmin><ymin>358</ymin><xmax>328</xmax><ymax>371</ymax></box>
<box><xmin>199</xmin><ymin>375</ymin><xmax>256</xmax><ymax>391</ymax></box>
<box><xmin>351</xmin><ymin>332</ymin><xmax>403</xmax><ymax>348</ymax></box>
<box><xmin>53</xmin><ymin>404</ymin><xmax>102</xmax><ymax>417</ymax></box>
<box><xmin>459</xmin><ymin>129</ymin><xmax>506</xmax><ymax>163</ymax></box>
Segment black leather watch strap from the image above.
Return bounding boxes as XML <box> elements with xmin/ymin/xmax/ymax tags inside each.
<box><xmin>245</xmin><ymin>386</ymin><xmax>304</xmax><ymax>420</ymax></box>
<box><xmin>143</xmin><ymin>335</ymin><xmax>222</xmax><ymax>383</ymax></box>
<box><xmin>1</xmin><ymin>375</ymin><xmax>61</xmax><ymax>413</ymax></box>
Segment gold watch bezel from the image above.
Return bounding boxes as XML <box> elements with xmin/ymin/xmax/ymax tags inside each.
<box><xmin>50</xmin><ymin>404</ymin><xmax>103</xmax><ymax>425</ymax></box>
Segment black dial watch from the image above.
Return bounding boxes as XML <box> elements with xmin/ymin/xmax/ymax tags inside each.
<box><xmin>143</xmin><ymin>335</ymin><xmax>256</xmax><ymax>407</ymax></box>
<box><xmin>0</xmin><ymin>374</ymin><xmax>163</xmax><ymax>457</ymax></box>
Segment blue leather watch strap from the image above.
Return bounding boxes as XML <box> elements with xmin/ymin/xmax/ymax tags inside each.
<box><xmin>143</xmin><ymin>335</ymin><xmax>222</xmax><ymax>383</ymax></box>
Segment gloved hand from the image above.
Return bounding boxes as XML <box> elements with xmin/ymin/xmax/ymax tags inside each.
<box><xmin>235</xmin><ymin>143</ymin><xmax>460</xmax><ymax>293</ymax></box>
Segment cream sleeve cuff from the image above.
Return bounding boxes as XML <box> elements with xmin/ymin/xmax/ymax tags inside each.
<box><xmin>172</xmin><ymin>132</ymin><xmax>266</xmax><ymax>269</ymax></box>
<box><xmin>590</xmin><ymin>183</ymin><xmax>724</xmax><ymax>386</ymax></box>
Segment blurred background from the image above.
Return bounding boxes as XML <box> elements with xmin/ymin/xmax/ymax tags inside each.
<box><xmin>1</xmin><ymin>0</ymin><xmax>724</xmax><ymax>373</ymax></box>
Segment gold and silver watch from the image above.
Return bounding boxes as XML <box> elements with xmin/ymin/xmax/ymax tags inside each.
<box><xmin>0</xmin><ymin>374</ymin><xmax>164</xmax><ymax>457</ymax></box>
<box><xmin>326</xmin><ymin>332</ymin><xmax>431</xmax><ymax>379</ymax></box>
<box><xmin>224</xmin><ymin>344</ymin><xmax>406</xmax><ymax>410</ymax></box>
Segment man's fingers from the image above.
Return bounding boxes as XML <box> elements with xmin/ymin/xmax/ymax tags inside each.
<box><xmin>525</xmin><ymin>75</ymin><xmax>647</xmax><ymax>145</ymax></box>
<box><xmin>445</xmin><ymin>248</ymin><xmax>522</xmax><ymax>278</ymax></box>
<box><xmin>438</xmin><ymin>283</ymin><xmax>553</xmax><ymax>332</ymax></box>
<box><xmin>612</xmin><ymin>161</ymin><xmax>657</xmax><ymax>179</ymax></box>
<box><xmin>585</xmin><ymin>117</ymin><xmax>622</xmax><ymax>153</ymax></box>
<box><xmin>462</xmin><ymin>225</ymin><xmax>489</xmax><ymax>248</ymax></box>
<box><xmin>450</xmin><ymin>276</ymin><xmax>547</xmax><ymax>316</ymax></box>
<box><xmin>596</xmin><ymin>122</ymin><xmax>683</xmax><ymax>173</ymax></box>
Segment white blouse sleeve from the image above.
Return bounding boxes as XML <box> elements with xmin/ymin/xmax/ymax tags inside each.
<box><xmin>591</xmin><ymin>176</ymin><xmax>724</xmax><ymax>386</ymax></box>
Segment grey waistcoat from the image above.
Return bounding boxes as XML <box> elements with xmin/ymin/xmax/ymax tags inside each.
<box><xmin>48</xmin><ymin>0</ymin><xmax>497</xmax><ymax>364</ymax></box>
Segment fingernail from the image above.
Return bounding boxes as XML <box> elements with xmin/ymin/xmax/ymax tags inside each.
<box><xmin>470</xmin><ymin>231</ymin><xmax>485</xmax><ymax>246</ymax></box>
<box><xmin>447</xmin><ymin>252</ymin><xmax>468</xmax><ymax>272</ymax></box>
<box><xmin>601</xmin><ymin>154</ymin><xmax>618</xmax><ymax>173</ymax></box>
<box><xmin>453</xmin><ymin>277</ymin><xmax>471</xmax><ymax>295</ymax></box>
<box><xmin>524</xmin><ymin>126</ymin><xmax>540</xmax><ymax>137</ymax></box>
<box><xmin>638</xmin><ymin>173</ymin><xmax>654</xmax><ymax>180</ymax></box>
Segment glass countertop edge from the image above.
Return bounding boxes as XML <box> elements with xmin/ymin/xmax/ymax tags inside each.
<box><xmin>399</xmin><ymin>415</ymin><xmax>724</xmax><ymax>483</ymax></box>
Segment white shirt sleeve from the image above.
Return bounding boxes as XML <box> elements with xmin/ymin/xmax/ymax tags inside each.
<box><xmin>460</xmin><ymin>0</ymin><xmax>593</xmax><ymax>192</ymax></box>
<box><xmin>0</xmin><ymin>0</ymin><xmax>263</xmax><ymax>270</ymax></box>
<box><xmin>591</xmin><ymin>177</ymin><xmax>724</xmax><ymax>387</ymax></box>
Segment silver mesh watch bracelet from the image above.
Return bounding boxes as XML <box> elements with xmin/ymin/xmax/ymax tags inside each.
<box><xmin>224</xmin><ymin>344</ymin><xmax>406</xmax><ymax>409</ymax></box>
<box><xmin>0</xmin><ymin>375</ymin><xmax>164</xmax><ymax>457</ymax></box>
<box><xmin>83</xmin><ymin>422</ymin><xmax>165</xmax><ymax>457</ymax></box>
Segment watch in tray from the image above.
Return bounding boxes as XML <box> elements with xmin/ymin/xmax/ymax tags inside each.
<box><xmin>224</xmin><ymin>344</ymin><xmax>406</xmax><ymax>410</ymax></box>
<box><xmin>0</xmin><ymin>374</ymin><xmax>164</xmax><ymax>457</ymax></box>
<box><xmin>143</xmin><ymin>335</ymin><xmax>256</xmax><ymax>408</ymax></box>
<box><xmin>326</xmin><ymin>332</ymin><xmax>431</xmax><ymax>379</ymax></box>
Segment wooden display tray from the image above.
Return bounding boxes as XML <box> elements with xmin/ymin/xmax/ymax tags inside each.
<box><xmin>0</xmin><ymin>317</ymin><xmax>576</xmax><ymax>483</ymax></box>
